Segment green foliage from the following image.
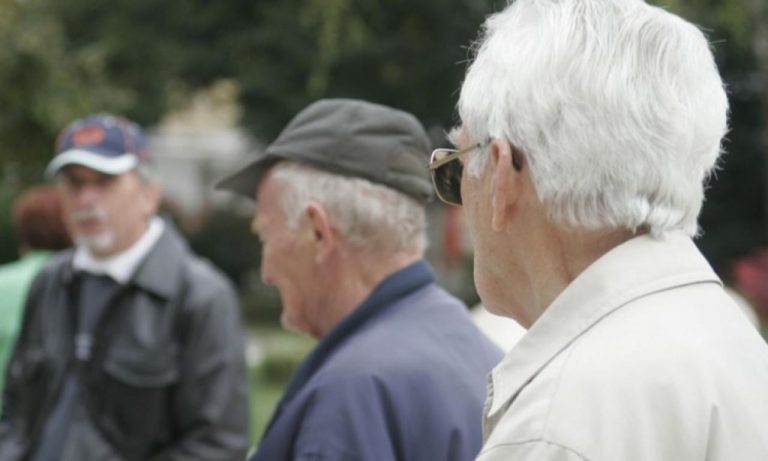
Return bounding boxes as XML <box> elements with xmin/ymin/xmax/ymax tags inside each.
<box><xmin>186</xmin><ymin>209</ymin><xmax>261</xmax><ymax>289</ymax></box>
<box><xmin>649</xmin><ymin>0</ymin><xmax>768</xmax><ymax>273</ymax></box>
<box><xmin>0</xmin><ymin>189</ymin><xmax>18</xmax><ymax>264</ymax></box>
<box><xmin>239</xmin><ymin>284</ymin><xmax>283</xmax><ymax>327</ymax></box>
<box><xmin>255</xmin><ymin>345</ymin><xmax>308</xmax><ymax>386</ymax></box>
<box><xmin>248</xmin><ymin>328</ymin><xmax>313</xmax><ymax>441</ymax></box>
<box><xmin>657</xmin><ymin>0</ymin><xmax>753</xmax><ymax>50</ymax></box>
<box><xmin>0</xmin><ymin>0</ymin><xmax>765</xmax><ymax>278</ymax></box>
<box><xmin>248</xmin><ymin>367</ymin><xmax>283</xmax><ymax>443</ymax></box>
<box><xmin>49</xmin><ymin>0</ymin><xmax>497</xmax><ymax>139</ymax></box>
<box><xmin>180</xmin><ymin>207</ymin><xmax>287</xmax><ymax>326</ymax></box>
<box><xmin>0</xmin><ymin>0</ymin><xmax>133</xmax><ymax>174</ymax></box>
<box><xmin>235</xmin><ymin>0</ymin><xmax>500</xmax><ymax>139</ymax></box>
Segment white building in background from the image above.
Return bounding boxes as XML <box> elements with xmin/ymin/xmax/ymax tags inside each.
<box><xmin>144</xmin><ymin>81</ymin><xmax>481</xmax><ymax>304</ymax></box>
<box><xmin>149</xmin><ymin>125</ymin><xmax>257</xmax><ymax>217</ymax></box>
<box><xmin>146</xmin><ymin>80</ymin><xmax>259</xmax><ymax>221</ymax></box>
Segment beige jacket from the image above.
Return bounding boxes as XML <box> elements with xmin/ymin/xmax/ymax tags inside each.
<box><xmin>478</xmin><ymin>233</ymin><xmax>768</xmax><ymax>460</ymax></box>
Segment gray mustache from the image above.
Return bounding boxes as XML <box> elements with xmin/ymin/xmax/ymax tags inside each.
<box><xmin>71</xmin><ymin>207</ymin><xmax>108</xmax><ymax>222</ymax></box>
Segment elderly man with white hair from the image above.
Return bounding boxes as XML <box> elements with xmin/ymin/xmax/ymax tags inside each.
<box><xmin>429</xmin><ymin>0</ymin><xmax>768</xmax><ymax>459</ymax></box>
<box><xmin>219</xmin><ymin>98</ymin><xmax>502</xmax><ymax>460</ymax></box>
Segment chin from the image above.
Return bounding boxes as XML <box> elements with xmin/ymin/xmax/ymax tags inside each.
<box><xmin>280</xmin><ymin>312</ymin><xmax>304</xmax><ymax>334</ymax></box>
<box><xmin>74</xmin><ymin>233</ymin><xmax>116</xmax><ymax>255</ymax></box>
<box><xmin>281</xmin><ymin>313</ymin><xmax>320</xmax><ymax>339</ymax></box>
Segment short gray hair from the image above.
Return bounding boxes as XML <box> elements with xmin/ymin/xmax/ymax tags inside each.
<box><xmin>134</xmin><ymin>164</ymin><xmax>157</xmax><ymax>185</ymax></box>
<box><xmin>269</xmin><ymin>162</ymin><xmax>428</xmax><ymax>254</ymax></box>
<box><xmin>459</xmin><ymin>0</ymin><xmax>728</xmax><ymax>237</ymax></box>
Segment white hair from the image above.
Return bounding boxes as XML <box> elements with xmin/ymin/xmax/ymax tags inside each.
<box><xmin>134</xmin><ymin>164</ymin><xmax>157</xmax><ymax>185</ymax></box>
<box><xmin>268</xmin><ymin>162</ymin><xmax>428</xmax><ymax>254</ymax></box>
<box><xmin>459</xmin><ymin>0</ymin><xmax>729</xmax><ymax>237</ymax></box>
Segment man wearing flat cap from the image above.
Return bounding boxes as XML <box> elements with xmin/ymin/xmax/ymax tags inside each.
<box><xmin>0</xmin><ymin>114</ymin><xmax>250</xmax><ymax>460</ymax></box>
<box><xmin>218</xmin><ymin>99</ymin><xmax>502</xmax><ymax>460</ymax></box>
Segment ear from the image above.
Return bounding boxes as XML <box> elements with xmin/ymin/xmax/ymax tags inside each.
<box><xmin>304</xmin><ymin>202</ymin><xmax>337</xmax><ymax>264</ymax></box>
<box><xmin>488</xmin><ymin>139</ymin><xmax>519</xmax><ymax>232</ymax></box>
<box><xmin>142</xmin><ymin>181</ymin><xmax>163</xmax><ymax>215</ymax></box>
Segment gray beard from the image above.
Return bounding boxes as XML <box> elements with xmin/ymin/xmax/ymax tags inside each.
<box><xmin>74</xmin><ymin>232</ymin><xmax>116</xmax><ymax>255</ymax></box>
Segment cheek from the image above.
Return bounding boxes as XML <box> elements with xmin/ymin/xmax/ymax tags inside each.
<box><xmin>62</xmin><ymin>212</ymin><xmax>79</xmax><ymax>236</ymax></box>
<box><xmin>59</xmin><ymin>192</ymin><xmax>81</xmax><ymax>219</ymax></box>
<box><xmin>460</xmin><ymin>168</ymin><xmax>478</xmax><ymax>208</ymax></box>
<box><xmin>108</xmin><ymin>192</ymin><xmax>147</xmax><ymax>231</ymax></box>
<box><xmin>261</xmin><ymin>240</ymin><xmax>294</xmax><ymax>282</ymax></box>
<box><xmin>137</xmin><ymin>187</ymin><xmax>159</xmax><ymax>216</ymax></box>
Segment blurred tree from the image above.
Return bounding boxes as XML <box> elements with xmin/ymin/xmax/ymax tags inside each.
<box><xmin>652</xmin><ymin>0</ymin><xmax>767</xmax><ymax>275</ymax></box>
<box><xmin>50</xmin><ymin>0</ymin><xmax>498</xmax><ymax>138</ymax></box>
<box><xmin>186</xmin><ymin>209</ymin><xmax>262</xmax><ymax>289</ymax></box>
<box><xmin>0</xmin><ymin>0</ymin><xmax>765</xmax><ymax>279</ymax></box>
<box><xmin>748</xmin><ymin>0</ymin><xmax>768</xmax><ymax>233</ymax></box>
<box><xmin>0</xmin><ymin>0</ymin><xmax>133</xmax><ymax>181</ymax></box>
<box><xmin>213</xmin><ymin>0</ymin><xmax>500</xmax><ymax>139</ymax></box>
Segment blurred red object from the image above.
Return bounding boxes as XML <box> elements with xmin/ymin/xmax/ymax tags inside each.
<box><xmin>733</xmin><ymin>249</ymin><xmax>768</xmax><ymax>323</ymax></box>
<box><xmin>442</xmin><ymin>207</ymin><xmax>463</xmax><ymax>267</ymax></box>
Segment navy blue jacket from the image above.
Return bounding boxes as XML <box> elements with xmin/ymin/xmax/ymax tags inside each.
<box><xmin>250</xmin><ymin>260</ymin><xmax>503</xmax><ymax>461</ymax></box>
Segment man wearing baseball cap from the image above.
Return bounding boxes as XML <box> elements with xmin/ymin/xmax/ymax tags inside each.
<box><xmin>217</xmin><ymin>99</ymin><xmax>502</xmax><ymax>460</ymax></box>
<box><xmin>0</xmin><ymin>114</ymin><xmax>250</xmax><ymax>460</ymax></box>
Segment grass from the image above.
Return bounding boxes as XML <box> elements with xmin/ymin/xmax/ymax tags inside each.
<box><xmin>247</xmin><ymin>327</ymin><xmax>314</xmax><ymax>444</ymax></box>
<box><xmin>248</xmin><ymin>371</ymin><xmax>285</xmax><ymax>442</ymax></box>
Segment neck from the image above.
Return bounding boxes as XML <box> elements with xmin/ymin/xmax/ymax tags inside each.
<box><xmin>492</xmin><ymin>213</ymin><xmax>638</xmax><ymax>328</ymax></box>
<box><xmin>314</xmin><ymin>248</ymin><xmax>422</xmax><ymax>337</ymax></box>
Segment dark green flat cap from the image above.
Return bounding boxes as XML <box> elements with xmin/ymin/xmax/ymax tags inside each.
<box><xmin>216</xmin><ymin>98</ymin><xmax>433</xmax><ymax>203</ymax></box>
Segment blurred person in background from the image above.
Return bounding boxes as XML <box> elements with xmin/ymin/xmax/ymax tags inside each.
<box><xmin>430</xmin><ymin>0</ymin><xmax>768</xmax><ymax>459</ymax></box>
<box><xmin>732</xmin><ymin>248</ymin><xmax>768</xmax><ymax>328</ymax></box>
<box><xmin>0</xmin><ymin>114</ymin><xmax>249</xmax><ymax>460</ymax></box>
<box><xmin>0</xmin><ymin>186</ymin><xmax>72</xmax><ymax>400</ymax></box>
<box><xmin>218</xmin><ymin>98</ymin><xmax>503</xmax><ymax>460</ymax></box>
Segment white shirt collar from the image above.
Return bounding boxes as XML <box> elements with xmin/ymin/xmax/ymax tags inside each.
<box><xmin>72</xmin><ymin>216</ymin><xmax>165</xmax><ymax>284</ymax></box>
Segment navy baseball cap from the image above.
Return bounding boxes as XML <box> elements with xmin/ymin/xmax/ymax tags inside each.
<box><xmin>46</xmin><ymin>113</ymin><xmax>150</xmax><ymax>178</ymax></box>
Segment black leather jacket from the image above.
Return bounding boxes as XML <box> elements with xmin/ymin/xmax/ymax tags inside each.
<box><xmin>0</xmin><ymin>224</ymin><xmax>250</xmax><ymax>460</ymax></box>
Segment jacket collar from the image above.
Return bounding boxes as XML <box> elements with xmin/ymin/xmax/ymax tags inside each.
<box><xmin>59</xmin><ymin>218</ymin><xmax>188</xmax><ymax>301</ymax></box>
<box><xmin>283</xmin><ymin>259</ymin><xmax>434</xmax><ymax>398</ymax></box>
<box><xmin>128</xmin><ymin>221</ymin><xmax>188</xmax><ymax>300</ymax></box>
<box><xmin>72</xmin><ymin>217</ymin><xmax>164</xmax><ymax>284</ymax></box>
<box><xmin>486</xmin><ymin>232</ymin><xmax>721</xmax><ymax>418</ymax></box>
<box><xmin>263</xmin><ymin>259</ymin><xmax>435</xmax><ymax>438</ymax></box>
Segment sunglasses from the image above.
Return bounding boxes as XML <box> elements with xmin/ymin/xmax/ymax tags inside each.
<box><xmin>429</xmin><ymin>141</ymin><xmax>487</xmax><ymax>206</ymax></box>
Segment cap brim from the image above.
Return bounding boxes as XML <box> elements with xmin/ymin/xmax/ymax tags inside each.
<box><xmin>46</xmin><ymin>150</ymin><xmax>139</xmax><ymax>178</ymax></box>
<box><xmin>214</xmin><ymin>156</ymin><xmax>279</xmax><ymax>200</ymax></box>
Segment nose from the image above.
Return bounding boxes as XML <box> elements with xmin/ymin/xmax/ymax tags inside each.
<box><xmin>72</xmin><ymin>183</ymin><xmax>101</xmax><ymax>207</ymax></box>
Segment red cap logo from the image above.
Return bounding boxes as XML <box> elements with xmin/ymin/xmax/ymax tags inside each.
<box><xmin>72</xmin><ymin>126</ymin><xmax>106</xmax><ymax>146</ymax></box>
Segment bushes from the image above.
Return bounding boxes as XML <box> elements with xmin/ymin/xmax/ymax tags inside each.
<box><xmin>247</xmin><ymin>328</ymin><xmax>313</xmax><ymax>442</ymax></box>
